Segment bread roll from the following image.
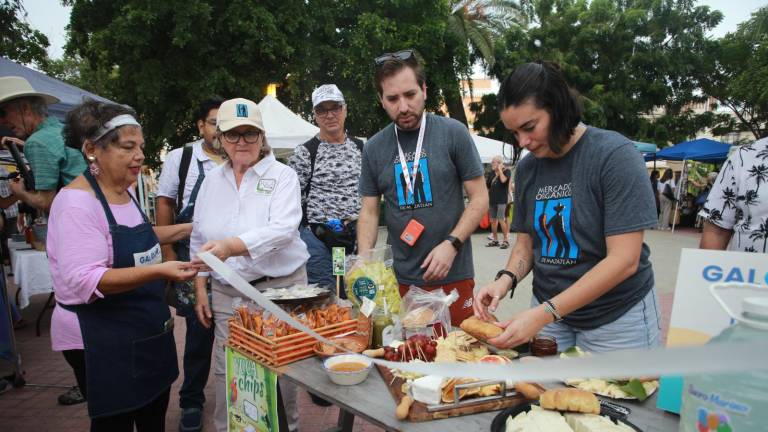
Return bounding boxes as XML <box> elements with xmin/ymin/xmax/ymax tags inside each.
<box><xmin>459</xmin><ymin>317</ymin><xmax>503</xmax><ymax>341</ymax></box>
<box><xmin>514</xmin><ymin>382</ymin><xmax>544</xmax><ymax>400</ymax></box>
<box><xmin>539</xmin><ymin>388</ymin><xmax>600</xmax><ymax>414</ymax></box>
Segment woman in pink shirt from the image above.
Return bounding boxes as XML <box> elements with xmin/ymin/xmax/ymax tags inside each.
<box><xmin>48</xmin><ymin>99</ymin><xmax>195</xmax><ymax>431</ymax></box>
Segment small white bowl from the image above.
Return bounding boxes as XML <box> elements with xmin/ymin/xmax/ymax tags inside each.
<box><xmin>322</xmin><ymin>354</ymin><xmax>373</xmax><ymax>386</ymax></box>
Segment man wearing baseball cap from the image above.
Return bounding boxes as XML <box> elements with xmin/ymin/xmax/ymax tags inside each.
<box><xmin>288</xmin><ymin>87</ymin><xmax>363</xmax><ymax>286</ymax></box>
<box><xmin>288</xmin><ymin>84</ymin><xmax>363</xmax><ymax>405</ymax></box>
<box><xmin>0</xmin><ymin>76</ymin><xmax>86</xmax><ymax>213</ymax></box>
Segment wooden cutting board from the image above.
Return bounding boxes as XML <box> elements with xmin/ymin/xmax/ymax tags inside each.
<box><xmin>377</xmin><ymin>364</ymin><xmax>542</xmax><ymax>422</ymax></box>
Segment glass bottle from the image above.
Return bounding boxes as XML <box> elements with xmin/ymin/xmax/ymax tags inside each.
<box><xmin>372</xmin><ymin>306</ymin><xmax>393</xmax><ymax>348</ymax></box>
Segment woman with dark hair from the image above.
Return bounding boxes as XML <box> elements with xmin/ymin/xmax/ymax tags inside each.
<box><xmin>650</xmin><ymin>170</ymin><xmax>660</xmax><ymax>216</ymax></box>
<box><xmin>473</xmin><ymin>61</ymin><xmax>660</xmax><ymax>353</ymax></box>
<box><xmin>48</xmin><ymin>99</ymin><xmax>196</xmax><ymax>430</ymax></box>
<box><xmin>657</xmin><ymin>168</ymin><xmax>675</xmax><ymax>230</ymax></box>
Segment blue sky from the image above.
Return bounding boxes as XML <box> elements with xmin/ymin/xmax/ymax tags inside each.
<box><xmin>21</xmin><ymin>0</ymin><xmax>768</xmax><ymax>60</ymax></box>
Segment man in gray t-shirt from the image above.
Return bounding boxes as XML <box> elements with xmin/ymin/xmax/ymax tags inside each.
<box><xmin>358</xmin><ymin>50</ymin><xmax>487</xmax><ymax>324</ymax></box>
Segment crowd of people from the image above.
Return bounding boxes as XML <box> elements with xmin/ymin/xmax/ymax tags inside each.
<box><xmin>0</xmin><ymin>51</ymin><xmax>766</xmax><ymax>432</ymax></box>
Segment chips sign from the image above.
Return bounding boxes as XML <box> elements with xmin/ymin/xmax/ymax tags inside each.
<box><xmin>332</xmin><ymin>247</ymin><xmax>345</xmax><ymax>276</ymax></box>
<box><xmin>226</xmin><ymin>346</ymin><xmax>278</xmax><ymax>432</ymax></box>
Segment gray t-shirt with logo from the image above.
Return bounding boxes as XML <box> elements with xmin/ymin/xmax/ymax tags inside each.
<box><xmin>359</xmin><ymin>114</ymin><xmax>484</xmax><ymax>285</ymax></box>
<box><xmin>511</xmin><ymin>126</ymin><xmax>657</xmax><ymax>329</ymax></box>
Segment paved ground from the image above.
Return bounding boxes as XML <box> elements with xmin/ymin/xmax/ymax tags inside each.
<box><xmin>0</xmin><ymin>227</ymin><xmax>701</xmax><ymax>431</ymax></box>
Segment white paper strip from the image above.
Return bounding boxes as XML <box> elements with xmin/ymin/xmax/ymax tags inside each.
<box><xmin>200</xmin><ymin>252</ymin><xmax>768</xmax><ymax>382</ymax></box>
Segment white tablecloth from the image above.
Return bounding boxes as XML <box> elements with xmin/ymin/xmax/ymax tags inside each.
<box><xmin>9</xmin><ymin>241</ymin><xmax>53</xmax><ymax>309</ymax></box>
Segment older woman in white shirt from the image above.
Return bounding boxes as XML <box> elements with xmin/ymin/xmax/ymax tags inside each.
<box><xmin>190</xmin><ymin>98</ymin><xmax>308</xmax><ymax>432</ymax></box>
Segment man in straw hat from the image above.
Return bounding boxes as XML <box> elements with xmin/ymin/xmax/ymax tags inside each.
<box><xmin>0</xmin><ymin>77</ymin><xmax>88</xmax><ymax>406</ymax></box>
<box><xmin>0</xmin><ymin>76</ymin><xmax>86</xmax><ymax>212</ymax></box>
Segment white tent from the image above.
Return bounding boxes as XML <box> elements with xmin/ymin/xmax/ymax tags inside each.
<box><xmin>472</xmin><ymin>134</ymin><xmax>524</xmax><ymax>163</ymax></box>
<box><xmin>257</xmin><ymin>95</ymin><xmax>319</xmax><ymax>157</ymax></box>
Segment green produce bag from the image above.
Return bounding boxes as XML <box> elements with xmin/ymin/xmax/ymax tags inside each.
<box><xmin>345</xmin><ymin>245</ymin><xmax>401</xmax><ymax>314</ymax></box>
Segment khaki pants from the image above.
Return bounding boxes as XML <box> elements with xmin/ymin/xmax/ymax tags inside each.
<box><xmin>211</xmin><ymin>266</ymin><xmax>307</xmax><ymax>432</ymax></box>
<box><xmin>658</xmin><ymin>195</ymin><xmax>674</xmax><ymax>230</ymax></box>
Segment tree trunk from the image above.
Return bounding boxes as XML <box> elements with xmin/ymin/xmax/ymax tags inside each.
<box><xmin>444</xmin><ymin>83</ymin><xmax>469</xmax><ymax>128</ymax></box>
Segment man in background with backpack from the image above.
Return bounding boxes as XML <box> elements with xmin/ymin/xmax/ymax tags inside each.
<box><xmin>289</xmin><ymin>84</ymin><xmax>364</xmax><ymax>294</ymax></box>
<box><xmin>156</xmin><ymin>97</ymin><xmax>224</xmax><ymax>432</ymax></box>
<box><xmin>289</xmin><ymin>84</ymin><xmax>363</xmax><ymax>406</ymax></box>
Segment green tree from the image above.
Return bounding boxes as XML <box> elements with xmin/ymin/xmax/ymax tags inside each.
<box><xmin>0</xmin><ymin>0</ymin><xmax>50</xmax><ymax>68</ymax></box>
<box><xmin>474</xmin><ymin>0</ymin><xmax>726</xmax><ymax>146</ymax></box>
<box><xmin>443</xmin><ymin>0</ymin><xmax>524</xmax><ymax>126</ymax></box>
<box><xmin>703</xmin><ymin>6</ymin><xmax>768</xmax><ymax>140</ymax></box>
<box><xmin>42</xmin><ymin>54</ymin><xmax>115</xmax><ymax>99</ymax></box>
<box><xmin>66</xmin><ymin>0</ymin><xmax>311</xmax><ymax>165</ymax></box>
<box><xmin>275</xmin><ymin>1</ymin><xmax>483</xmax><ymax>137</ymax></box>
<box><xmin>66</xmin><ymin>0</ymin><xmax>484</xmax><ymax>161</ymax></box>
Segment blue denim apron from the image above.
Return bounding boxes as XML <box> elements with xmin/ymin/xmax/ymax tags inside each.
<box><xmin>172</xmin><ymin>159</ymin><xmax>205</xmax><ymax>315</ymax></box>
<box><xmin>66</xmin><ymin>170</ymin><xmax>179</xmax><ymax>418</ymax></box>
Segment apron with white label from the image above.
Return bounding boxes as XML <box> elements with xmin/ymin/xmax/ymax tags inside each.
<box><xmin>68</xmin><ymin>170</ymin><xmax>178</xmax><ymax>418</ymax></box>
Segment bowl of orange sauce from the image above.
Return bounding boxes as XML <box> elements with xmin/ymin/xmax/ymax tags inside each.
<box><xmin>322</xmin><ymin>354</ymin><xmax>373</xmax><ymax>386</ymax></box>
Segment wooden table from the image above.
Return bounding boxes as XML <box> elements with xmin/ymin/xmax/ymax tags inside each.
<box><xmin>280</xmin><ymin>357</ymin><xmax>681</xmax><ymax>432</ymax></box>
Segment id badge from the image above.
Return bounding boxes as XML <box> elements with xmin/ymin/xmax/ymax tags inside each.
<box><xmin>400</xmin><ymin>219</ymin><xmax>425</xmax><ymax>246</ymax></box>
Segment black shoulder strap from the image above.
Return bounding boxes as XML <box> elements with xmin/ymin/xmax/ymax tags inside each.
<box><xmin>351</xmin><ymin>137</ymin><xmax>364</xmax><ymax>153</ymax></box>
<box><xmin>176</xmin><ymin>145</ymin><xmax>194</xmax><ymax>214</ymax></box>
<box><xmin>301</xmin><ymin>137</ymin><xmax>321</xmax><ymax>225</ymax></box>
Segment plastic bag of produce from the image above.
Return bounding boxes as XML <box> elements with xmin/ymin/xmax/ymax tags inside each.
<box><xmin>399</xmin><ymin>285</ymin><xmax>458</xmax><ymax>339</ymax></box>
<box><xmin>345</xmin><ymin>245</ymin><xmax>402</xmax><ymax>314</ymax></box>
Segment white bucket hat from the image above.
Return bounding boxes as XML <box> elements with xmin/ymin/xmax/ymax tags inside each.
<box><xmin>0</xmin><ymin>76</ymin><xmax>59</xmax><ymax>106</ymax></box>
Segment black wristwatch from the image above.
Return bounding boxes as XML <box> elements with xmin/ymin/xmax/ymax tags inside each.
<box><xmin>495</xmin><ymin>270</ymin><xmax>518</xmax><ymax>298</ymax></box>
<box><xmin>446</xmin><ymin>235</ymin><xmax>463</xmax><ymax>251</ymax></box>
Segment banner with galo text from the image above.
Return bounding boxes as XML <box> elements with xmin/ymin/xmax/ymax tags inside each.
<box><xmin>667</xmin><ymin>248</ymin><xmax>767</xmax><ymax>346</ymax></box>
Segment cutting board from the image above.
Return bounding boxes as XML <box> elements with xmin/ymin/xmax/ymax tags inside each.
<box><xmin>377</xmin><ymin>364</ymin><xmax>541</xmax><ymax>422</ymax></box>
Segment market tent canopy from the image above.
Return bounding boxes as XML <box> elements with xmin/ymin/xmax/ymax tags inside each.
<box><xmin>257</xmin><ymin>95</ymin><xmax>319</xmax><ymax>157</ymax></box>
<box><xmin>634</xmin><ymin>141</ymin><xmax>658</xmax><ymax>154</ymax></box>
<box><xmin>654</xmin><ymin>138</ymin><xmax>731</xmax><ymax>163</ymax></box>
<box><xmin>0</xmin><ymin>57</ymin><xmax>113</xmax><ymax>120</ymax></box>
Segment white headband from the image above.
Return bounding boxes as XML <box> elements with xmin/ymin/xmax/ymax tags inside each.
<box><xmin>90</xmin><ymin>114</ymin><xmax>141</xmax><ymax>144</ymax></box>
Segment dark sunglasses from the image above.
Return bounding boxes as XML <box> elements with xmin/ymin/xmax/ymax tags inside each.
<box><xmin>222</xmin><ymin>129</ymin><xmax>262</xmax><ymax>144</ymax></box>
<box><xmin>374</xmin><ymin>49</ymin><xmax>415</xmax><ymax>66</ymax></box>
<box><xmin>314</xmin><ymin>104</ymin><xmax>344</xmax><ymax>117</ymax></box>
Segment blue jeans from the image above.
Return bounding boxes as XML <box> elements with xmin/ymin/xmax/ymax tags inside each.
<box><xmin>533</xmin><ymin>288</ymin><xmax>661</xmax><ymax>352</ymax></box>
<box><xmin>179</xmin><ymin>308</ymin><xmax>215</xmax><ymax>410</ymax></box>
<box><xmin>299</xmin><ymin>226</ymin><xmax>335</xmax><ymax>289</ymax></box>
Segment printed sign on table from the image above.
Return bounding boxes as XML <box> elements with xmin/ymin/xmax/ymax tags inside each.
<box><xmin>658</xmin><ymin>248</ymin><xmax>768</xmax><ymax>413</ymax></box>
<box><xmin>332</xmin><ymin>247</ymin><xmax>346</xmax><ymax>276</ymax></box>
<box><xmin>226</xmin><ymin>346</ymin><xmax>278</xmax><ymax>432</ymax></box>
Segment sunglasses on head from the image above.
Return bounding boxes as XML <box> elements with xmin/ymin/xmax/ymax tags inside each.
<box><xmin>374</xmin><ymin>49</ymin><xmax>416</xmax><ymax>66</ymax></box>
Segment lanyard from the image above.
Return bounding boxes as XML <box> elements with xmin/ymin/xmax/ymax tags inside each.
<box><xmin>394</xmin><ymin>114</ymin><xmax>426</xmax><ymax>199</ymax></box>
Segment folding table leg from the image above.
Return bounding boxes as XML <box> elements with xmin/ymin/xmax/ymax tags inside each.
<box><xmin>35</xmin><ymin>292</ymin><xmax>55</xmax><ymax>337</ymax></box>
<box><xmin>322</xmin><ymin>408</ymin><xmax>355</xmax><ymax>432</ymax></box>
